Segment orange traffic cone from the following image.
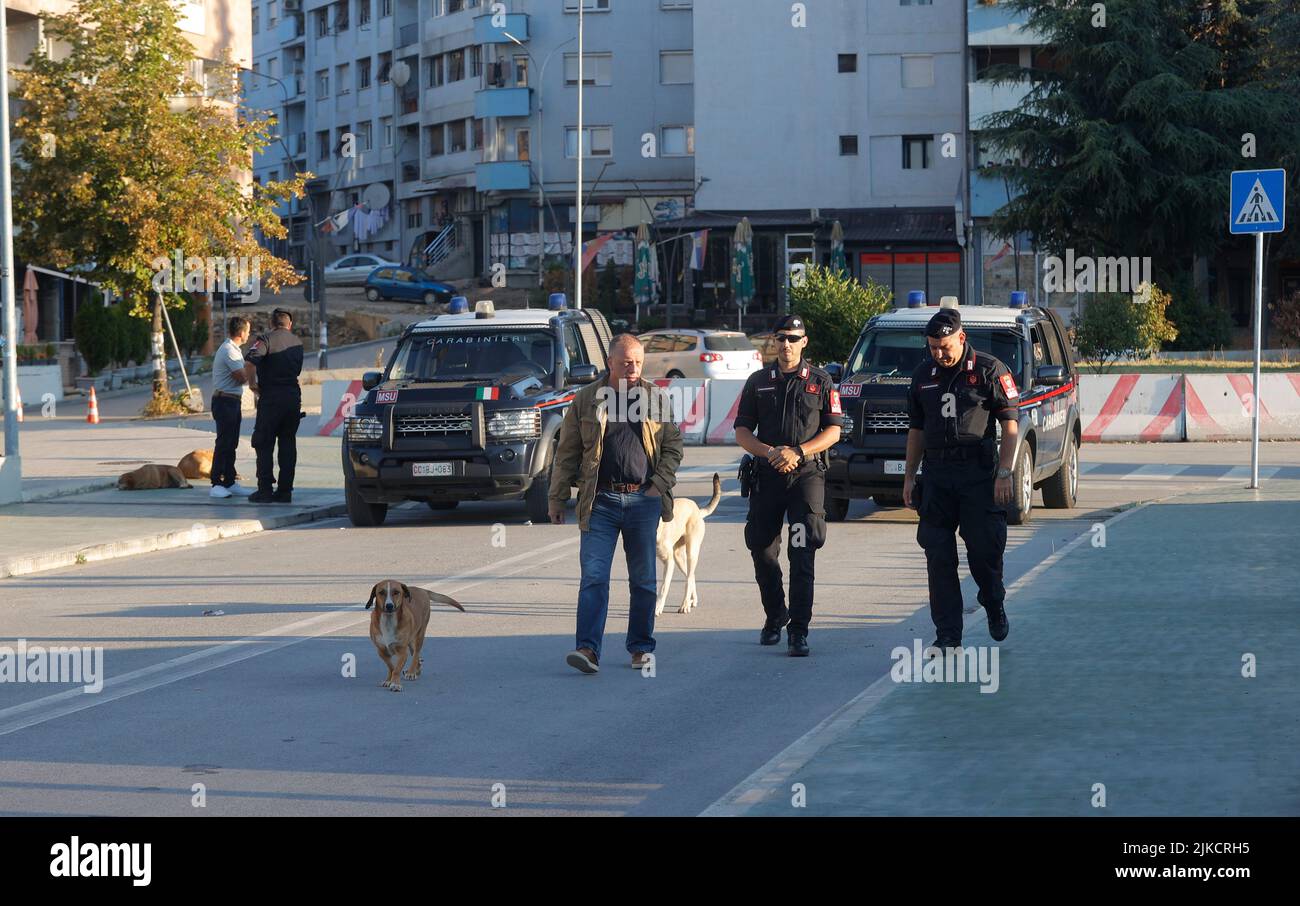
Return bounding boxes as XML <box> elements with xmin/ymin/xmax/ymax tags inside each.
<box><xmin>14</xmin><ymin>386</ymin><xmax>21</xmax><ymax>423</ymax></box>
<box><xmin>86</xmin><ymin>387</ymin><xmax>100</xmax><ymax>425</ymax></box>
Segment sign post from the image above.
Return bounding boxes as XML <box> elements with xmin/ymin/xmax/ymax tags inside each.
<box><xmin>1229</xmin><ymin>168</ymin><xmax>1286</xmax><ymax>489</ymax></box>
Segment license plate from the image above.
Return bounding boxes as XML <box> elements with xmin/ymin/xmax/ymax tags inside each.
<box><xmin>883</xmin><ymin>460</ymin><xmax>906</xmax><ymax>475</ymax></box>
<box><xmin>413</xmin><ymin>462</ymin><xmax>454</xmax><ymax>477</ymax></box>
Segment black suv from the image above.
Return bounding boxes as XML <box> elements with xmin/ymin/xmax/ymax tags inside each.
<box><xmin>824</xmin><ymin>302</ymin><xmax>1081</xmax><ymax>525</ymax></box>
<box><xmin>341</xmin><ymin>304</ymin><xmax>613</xmax><ymax>526</ymax></box>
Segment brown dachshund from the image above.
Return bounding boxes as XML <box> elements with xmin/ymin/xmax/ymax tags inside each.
<box><xmin>364</xmin><ymin>580</ymin><xmax>465</xmax><ymax>692</ymax></box>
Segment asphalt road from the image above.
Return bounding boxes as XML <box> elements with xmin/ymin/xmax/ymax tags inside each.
<box><xmin>0</xmin><ymin>441</ymin><xmax>1296</xmax><ymax>816</ymax></box>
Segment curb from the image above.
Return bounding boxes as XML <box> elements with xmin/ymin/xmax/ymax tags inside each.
<box><xmin>21</xmin><ymin>479</ymin><xmax>119</xmax><ymax>504</ymax></box>
<box><xmin>0</xmin><ymin>499</ymin><xmax>347</xmax><ymax>580</ymax></box>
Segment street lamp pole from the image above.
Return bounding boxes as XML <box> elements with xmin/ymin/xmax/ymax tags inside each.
<box><xmin>0</xmin><ymin>1</ymin><xmax>20</xmax><ymax>497</ymax></box>
<box><xmin>574</xmin><ymin>2</ymin><xmax>584</xmax><ymax>309</ymax></box>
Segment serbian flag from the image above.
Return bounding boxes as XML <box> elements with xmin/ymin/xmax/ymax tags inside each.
<box><xmin>581</xmin><ymin>232</ymin><xmax>617</xmax><ymax>272</ymax></box>
<box><xmin>689</xmin><ymin>229</ymin><xmax>709</xmax><ymax>270</ymax></box>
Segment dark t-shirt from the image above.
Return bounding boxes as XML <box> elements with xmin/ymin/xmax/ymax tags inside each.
<box><xmin>598</xmin><ymin>391</ymin><xmax>649</xmax><ymax>487</ymax></box>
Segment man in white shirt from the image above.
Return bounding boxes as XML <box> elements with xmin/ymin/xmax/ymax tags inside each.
<box><xmin>209</xmin><ymin>316</ymin><xmax>254</xmax><ymax>498</ymax></box>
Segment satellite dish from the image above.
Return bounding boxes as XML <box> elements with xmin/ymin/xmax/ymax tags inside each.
<box><xmin>390</xmin><ymin>61</ymin><xmax>411</xmax><ymax>88</ymax></box>
<box><xmin>363</xmin><ymin>182</ymin><xmax>391</xmax><ymax>209</ymax></box>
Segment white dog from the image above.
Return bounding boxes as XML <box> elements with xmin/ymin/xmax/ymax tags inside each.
<box><xmin>654</xmin><ymin>473</ymin><xmax>722</xmax><ymax>615</ymax></box>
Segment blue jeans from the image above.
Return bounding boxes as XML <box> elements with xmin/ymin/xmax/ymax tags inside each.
<box><xmin>576</xmin><ymin>489</ymin><xmax>660</xmax><ymax>660</ymax></box>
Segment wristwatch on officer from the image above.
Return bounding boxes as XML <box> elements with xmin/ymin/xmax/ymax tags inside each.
<box><xmin>996</xmin><ymin>467</ymin><xmax>1013</xmax><ymax>480</ymax></box>
<box><xmin>794</xmin><ymin>444</ymin><xmax>806</xmax><ymax>465</ymax></box>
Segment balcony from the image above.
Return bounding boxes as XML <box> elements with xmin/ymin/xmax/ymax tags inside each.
<box><xmin>401</xmin><ymin>160</ymin><xmax>421</xmax><ymax>183</ymax></box>
<box><xmin>475</xmin><ymin>160</ymin><xmax>530</xmax><ymax>192</ymax></box>
<box><xmin>400</xmin><ymin>88</ymin><xmax>419</xmax><ymax>115</ymax></box>
<box><xmin>968</xmin><ymin>79</ymin><xmax>1033</xmax><ymax>129</ymax></box>
<box><xmin>474</xmin><ymin>13</ymin><xmax>528</xmax><ymax>44</ymax></box>
<box><xmin>398</xmin><ymin>22</ymin><xmax>419</xmax><ymax>48</ymax></box>
<box><xmin>475</xmin><ymin>86</ymin><xmax>531</xmax><ymax>119</ymax></box>
<box><xmin>971</xmin><ymin>170</ymin><xmax>1021</xmax><ymax>220</ymax></box>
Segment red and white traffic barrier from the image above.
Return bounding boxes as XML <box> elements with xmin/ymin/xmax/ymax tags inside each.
<box><xmin>653</xmin><ymin>378</ymin><xmax>708</xmax><ymax>445</ymax></box>
<box><xmin>704</xmin><ymin>379</ymin><xmax>747</xmax><ymax>445</ymax></box>
<box><xmin>317</xmin><ymin>379</ymin><xmax>363</xmax><ymax>437</ymax></box>
<box><xmin>1185</xmin><ymin>373</ymin><xmax>1300</xmax><ymax>441</ymax></box>
<box><xmin>1079</xmin><ymin>374</ymin><xmax>1184</xmax><ymax>442</ymax></box>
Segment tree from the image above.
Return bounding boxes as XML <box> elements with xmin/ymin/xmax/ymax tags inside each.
<box><xmin>981</xmin><ymin>0</ymin><xmax>1300</xmax><ymax>277</ymax></box>
<box><xmin>1272</xmin><ymin>291</ymin><xmax>1300</xmax><ymax>350</ymax></box>
<box><xmin>1073</xmin><ymin>283</ymin><xmax>1177</xmax><ymax>373</ymax></box>
<box><xmin>788</xmin><ymin>266</ymin><xmax>893</xmax><ymax>365</ymax></box>
<box><xmin>12</xmin><ymin>0</ymin><xmax>305</xmax><ymax>410</ymax></box>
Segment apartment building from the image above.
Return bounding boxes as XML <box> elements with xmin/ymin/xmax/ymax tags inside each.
<box><xmin>249</xmin><ymin>0</ymin><xmax>696</xmax><ymax>286</ymax></box>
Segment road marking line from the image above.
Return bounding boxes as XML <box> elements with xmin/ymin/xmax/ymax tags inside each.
<box><xmin>0</xmin><ymin>539</ymin><xmax>581</xmax><ymax>738</ymax></box>
<box><xmin>698</xmin><ymin>498</ymin><xmax>1156</xmax><ymax>817</ymax></box>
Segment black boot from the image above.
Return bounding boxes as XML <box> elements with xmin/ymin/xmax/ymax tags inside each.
<box><xmin>986</xmin><ymin>604</ymin><xmax>1009</xmax><ymax>642</ymax></box>
<box><xmin>787</xmin><ymin>630</ymin><xmax>810</xmax><ymax>657</ymax></box>
<box><xmin>760</xmin><ymin>617</ymin><xmax>788</xmax><ymax>646</ymax></box>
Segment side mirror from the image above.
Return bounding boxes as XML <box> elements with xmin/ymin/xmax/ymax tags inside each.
<box><xmin>362</xmin><ymin>371</ymin><xmax>383</xmax><ymax>391</ymax></box>
<box><xmin>825</xmin><ymin>362</ymin><xmax>843</xmax><ymax>384</ymax></box>
<box><xmin>1035</xmin><ymin>364</ymin><xmax>1066</xmax><ymax>387</ymax></box>
<box><xmin>570</xmin><ymin>364</ymin><xmax>599</xmax><ymax>384</ymax></box>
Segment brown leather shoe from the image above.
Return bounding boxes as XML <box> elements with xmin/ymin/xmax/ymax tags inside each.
<box><xmin>566</xmin><ymin>647</ymin><xmax>599</xmax><ymax>674</ymax></box>
<box><xmin>631</xmin><ymin>651</ymin><xmax>653</xmax><ymax>670</ymax></box>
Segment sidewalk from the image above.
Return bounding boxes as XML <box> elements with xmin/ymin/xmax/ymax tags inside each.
<box><xmin>1</xmin><ymin>419</ymin><xmax>345</xmax><ymax>578</ymax></box>
<box><xmin>716</xmin><ymin>479</ymin><xmax>1300</xmax><ymax>817</ymax></box>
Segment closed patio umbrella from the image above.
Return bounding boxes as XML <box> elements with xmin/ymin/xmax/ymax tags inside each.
<box><xmin>22</xmin><ymin>266</ymin><xmax>38</xmax><ymax>343</ymax></box>
<box><xmin>730</xmin><ymin>217</ymin><xmax>754</xmax><ymax>331</ymax></box>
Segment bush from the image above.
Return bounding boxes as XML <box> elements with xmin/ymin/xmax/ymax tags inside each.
<box><xmin>1073</xmin><ymin>282</ymin><xmax>1177</xmax><ymax>373</ymax></box>
<box><xmin>73</xmin><ymin>301</ymin><xmax>113</xmax><ymax>375</ymax></box>
<box><xmin>1274</xmin><ymin>291</ymin><xmax>1300</xmax><ymax>350</ymax></box>
<box><xmin>110</xmin><ymin>301</ymin><xmax>150</xmax><ymax>366</ymax></box>
<box><xmin>788</xmin><ymin>264</ymin><xmax>893</xmax><ymax>365</ymax></box>
<box><xmin>1164</xmin><ymin>274</ymin><xmax>1233</xmax><ymax>351</ymax></box>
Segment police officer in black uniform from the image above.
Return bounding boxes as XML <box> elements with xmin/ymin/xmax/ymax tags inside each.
<box><xmin>245</xmin><ymin>308</ymin><xmax>305</xmax><ymax>504</ymax></box>
<box><xmin>734</xmin><ymin>315</ymin><xmax>844</xmax><ymax>657</ymax></box>
<box><xmin>902</xmin><ymin>307</ymin><xmax>1019</xmax><ymax>650</ymax></box>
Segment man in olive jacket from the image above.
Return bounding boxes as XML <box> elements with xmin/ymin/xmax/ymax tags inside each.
<box><xmin>549</xmin><ymin>334</ymin><xmax>684</xmax><ymax>674</ymax></box>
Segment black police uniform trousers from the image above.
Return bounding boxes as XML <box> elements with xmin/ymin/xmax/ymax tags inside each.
<box><xmin>252</xmin><ymin>388</ymin><xmax>301</xmax><ymax>493</ymax></box>
<box><xmin>916</xmin><ymin>455</ymin><xmax>1007</xmax><ymax>641</ymax></box>
<box><xmin>210</xmin><ymin>395</ymin><xmax>242</xmax><ymax>488</ymax></box>
<box><xmin>745</xmin><ymin>461</ymin><xmax>827</xmax><ymax>634</ymax></box>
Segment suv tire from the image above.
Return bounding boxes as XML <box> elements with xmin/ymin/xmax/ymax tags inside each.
<box><xmin>1006</xmin><ymin>445</ymin><xmax>1034</xmax><ymax>526</ymax></box>
<box><xmin>525</xmin><ymin>452</ymin><xmax>554</xmax><ymax>523</ymax></box>
<box><xmin>1041</xmin><ymin>433</ymin><xmax>1079</xmax><ymax>509</ymax></box>
<box><xmin>346</xmin><ymin>477</ymin><xmax>388</xmax><ymax>527</ymax></box>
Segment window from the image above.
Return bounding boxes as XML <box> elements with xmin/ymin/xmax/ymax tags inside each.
<box><xmin>902</xmin><ymin>134</ymin><xmax>932</xmax><ymax>169</ymax></box>
<box><xmin>565</xmin><ymin>126</ymin><xmax>612</xmax><ymax>158</ymax></box>
<box><xmin>660</xmin><ymin>50</ymin><xmax>692</xmax><ymax>84</ymax></box>
<box><xmin>378</xmin><ymin>52</ymin><xmax>392</xmax><ymax>83</ymax></box>
<box><xmin>357</xmin><ymin>120</ymin><xmax>373</xmax><ymax>152</ymax></box>
<box><xmin>428</xmin><ymin>54</ymin><xmax>443</xmax><ymax>87</ymax></box>
<box><xmin>359</xmin><ymin>0</ymin><xmax>371</xmax><ymax>27</ymax></box>
<box><xmin>840</xmin><ymin>134</ymin><xmax>858</xmax><ymax>156</ymax></box>
<box><xmin>406</xmin><ymin>199</ymin><xmax>423</xmax><ymax>229</ymax></box>
<box><xmin>974</xmin><ymin>46</ymin><xmax>1020</xmax><ymax>80</ymax></box>
<box><xmin>661</xmin><ymin>125</ymin><xmax>694</xmax><ymax>156</ymax></box>
<box><xmin>252</xmin><ymin>60</ymin><xmax>260</xmax><ymax>74</ymax></box>
<box><xmin>381</xmin><ymin>116</ymin><xmax>393</xmax><ymax>147</ymax></box>
<box><xmin>317</xmin><ymin>130</ymin><xmax>331</xmax><ymax>160</ymax></box>
<box><xmin>445</xmin><ymin>0</ymin><xmax>466</xmax><ymax>12</ymax></box>
<box><xmin>427</xmin><ymin>124</ymin><xmax>445</xmax><ymax>156</ymax></box>
<box><xmin>471</xmin><ymin>45</ymin><xmax>483</xmax><ymax>78</ymax></box>
<box><xmin>316</xmin><ymin>69</ymin><xmax>330</xmax><ymax>97</ymax></box>
<box><xmin>335</xmin><ymin>125</ymin><xmax>351</xmax><ymax>156</ymax></box>
<box><xmin>661</xmin><ymin>0</ymin><xmax>692</xmax><ymax>7</ymax></box>
<box><xmin>381</xmin><ymin>0</ymin><xmax>392</xmax><ymax>16</ymax></box>
<box><xmin>514</xmin><ymin>56</ymin><xmax>529</xmax><ymax>87</ymax></box>
<box><xmin>838</xmin><ymin>53</ymin><xmax>857</xmax><ymax>73</ymax></box>
<box><xmin>565</xmin><ymin>0</ymin><xmax>610</xmax><ymax>10</ymax></box>
<box><xmin>335</xmin><ymin>1</ymin><xmax>349</xmax><ymax>31</ymax></box>
<box><xmin>472</xmin><ymin>118</ymin><xmax>484</xmax><ymax>150</ymax></box>
<box><xmin>564</xmin><ymin>53</ymin><xmax>613</xmax><ymax>86</ymax></box>
<box><xmin>448</xmin><ymin>48</ymin><xmax>465</xmax><ymax>82</ymax></box>
<box><xmin>516</xmin><ymin>128</ymin><xmax>530</xmax><ymax>161</ymax></box>
<box><xmin>315</xmin><ymin>9</ymin><xmax>328</xmax><ymax>36</ymax></box>
<box><xmin>252</xmin><ymin>6</ymin><xmax>260</xmax><ymax>33</ymax></box>
<box><xmin>901</xmin><ymin>54</ymin><xmax>934</xmax><ymax>89</ymax></box>
<box><xmin>564</xmin><ymin>324</ymin><xmax>589</xmax><ymax>367</ymax></box>
<box><xmin>268</xmin><ymin>1</ymin><xmax>278</xmax><ymax>25</ymax></box>
<box><xmin>448</xmin><ymin>119</ymin><xmax>467</xmax><ymax>154</ymax></box>
<box><xmin>336</xmin><ymin>63</ymin><xmax>350</xmax><ymax>94</ymax></box>
<box><xmin>358</xmin><ymin>57</ymin><xmax>371</xmax><ymax>90</ymax></box>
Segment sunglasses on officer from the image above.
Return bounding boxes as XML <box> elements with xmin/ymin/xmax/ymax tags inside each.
<box><xmin>774</xmin><ymin>333</ymin><xmax>805</xmax><ymax>344</ymax></box>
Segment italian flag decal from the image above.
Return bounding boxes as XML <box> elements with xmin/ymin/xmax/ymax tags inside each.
<box><xmin>475</xmin><ymin>387</ymin><xmax>499</xmax><ymax>401</ymax></box>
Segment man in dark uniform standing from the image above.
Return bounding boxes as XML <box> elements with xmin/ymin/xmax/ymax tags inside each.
<box><xmin>902</xmin><ymin>307</ymin><xmax>1020</xmax><ymax>650</ymax></box>
<box><xmin>734</xmin><ymin>315</ymin><xmax>843</xmax><ymax>657</ymax></box>
<box><xmin>245</xmin><ymin>308</ymin><xmax>304</xmax><ymax>504</ymax></box>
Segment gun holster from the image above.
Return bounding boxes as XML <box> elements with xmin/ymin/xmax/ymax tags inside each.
<box><xmin>738</xmin><ymin>454</ymin><xmax>756</xmax><ymax>498</ymax></box>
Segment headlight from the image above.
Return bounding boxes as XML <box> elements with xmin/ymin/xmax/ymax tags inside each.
<box><xmin>487</xmin><ymin>409</ymin><xmax>541</xmax><ymax>441</ymax></box>
<box><xmin>840</xmin><ymin>413</ymin><xmax>854</xmax><ymax>436</ymax></box>
<box><xmin>346</xmin><ymin>416</ymin><xmax>383</xmax><ymax>443</ymax></box>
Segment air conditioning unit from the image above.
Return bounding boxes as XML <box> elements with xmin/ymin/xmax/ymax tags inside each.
<box><xmin>283</xmin><ymin>0</ymin><xmax>302</xmax><ymax>11</ymax></box>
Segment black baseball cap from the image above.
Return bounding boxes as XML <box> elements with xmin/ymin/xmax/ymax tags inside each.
<box><xmin>272</xmin><ymin>307</ymin><xmax>294</xmax><ymax>322</ymax></box>
<box><xmin>925</xmin><ymin>309</ymin><xmax>961</xmax><ymax>338</ymax></box>
<box><xmin>774</xmin><ymin>315</ymin><xmax>806</xmax><ymax>334</ymax></box>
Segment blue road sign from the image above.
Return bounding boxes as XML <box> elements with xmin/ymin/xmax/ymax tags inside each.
<box><xmin>1230</xmin><ymin>169</ymin><xmax>1286</xmax><ymax>234</ymax></box>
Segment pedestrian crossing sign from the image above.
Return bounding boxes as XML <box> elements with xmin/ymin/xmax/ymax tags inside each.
<box><xmin>1230</xmin><ymin>169</ymin><xmax>1286</xmax><ymax>234</ymax></box>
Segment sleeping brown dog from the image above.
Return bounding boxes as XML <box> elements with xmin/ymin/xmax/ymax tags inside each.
<box><xmin>177</xmin><ymin>449</ymin><xmax>215</xmax><ymax>480</ymax></box>
<box><xmin>364</xmin><ymin>580</ymin><xmax>465</xmax><ymax>692</ymax></box>
<box><xmin>117</xmin><ymin>464</ymin><xmax>192</xmax><ymax>490</ymax></box>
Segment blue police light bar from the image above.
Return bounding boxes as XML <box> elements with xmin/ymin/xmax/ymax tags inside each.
<box><xmin>1009</xmin><ymin>291</ymin><xmax>1028</xmax><ymax>308</ymax></box>
<box><xmin>548</xmin><ymin>293</ymin><xmax>568</xmax><ymax>311</ymax></box>
<box><xmin>907</xmin><ymin>291</ymin><xmax>926</xmax><ymax>308</ymax></box>
<box><xmin>447</xmin><ymin>296</ymin><xmax>469</xmax><ymax>314</ymax></box>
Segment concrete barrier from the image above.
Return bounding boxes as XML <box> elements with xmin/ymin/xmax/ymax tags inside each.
<box><xmin>653</xmin><ymin>378</ymin><xmax>708</xmax><ymax>445</ymax></box>
<box><xmin>704</xmin><ymin>379</ymin><xmax>747</xmax><ymax>445</ymax></box>
<box><xmin>1185</xmin><ymin>373</ymin><xmax>1300</xmax><ymax>441</ymax></box>
<box><xmin>317</xmin><ymin>379</ymin><xmax>363</xmax><ymax>437</ymax></box>
<box><xmin>1079</xmin><ymin>374</ymin><xmax>1184</xmax><ymax>442</ymax></box>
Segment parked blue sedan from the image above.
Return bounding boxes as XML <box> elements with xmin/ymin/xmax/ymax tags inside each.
<box><xmin>364</xmin><ymin>266</ymin><xmax>456</xmax><ymax>305</ymax></box>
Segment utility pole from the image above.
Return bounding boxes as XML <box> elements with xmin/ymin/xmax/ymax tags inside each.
<box><xmin>574</xmin><ymin>2</ymin><xmax>584</xmax><ymax>309</ymax></box>
<box><xmin>0</xmin><ymin>0</ymin><xmax>22</xmax><ymax>504</ymax></box>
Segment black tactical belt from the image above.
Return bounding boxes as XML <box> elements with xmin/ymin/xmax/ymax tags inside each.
<box><xmin>924</xmin><ymin>446</ymin><xmax>981</xmax><ymax>461</ymax></box>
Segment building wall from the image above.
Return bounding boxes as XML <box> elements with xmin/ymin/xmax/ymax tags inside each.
<box><xmin>693</xmin><ymin>0</ymin><xmax>965</xmax><ymax>212</ymax></box>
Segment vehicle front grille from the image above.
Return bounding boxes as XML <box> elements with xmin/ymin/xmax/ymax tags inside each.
<box><xmin>395</xmin><ymin>413</ymin><xmax>473</xmax><ymax>437</ymax></box>
<box><xmin>862</xmin><ymin>410</ymin><xmax>910</xmax><ymax>432</ymax></box>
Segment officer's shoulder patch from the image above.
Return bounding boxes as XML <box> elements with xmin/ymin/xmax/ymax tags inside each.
<box><xmin>999</xmin><ymin>372</ymin><xmax>1020</xmax><ymax>399</ymax></box>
